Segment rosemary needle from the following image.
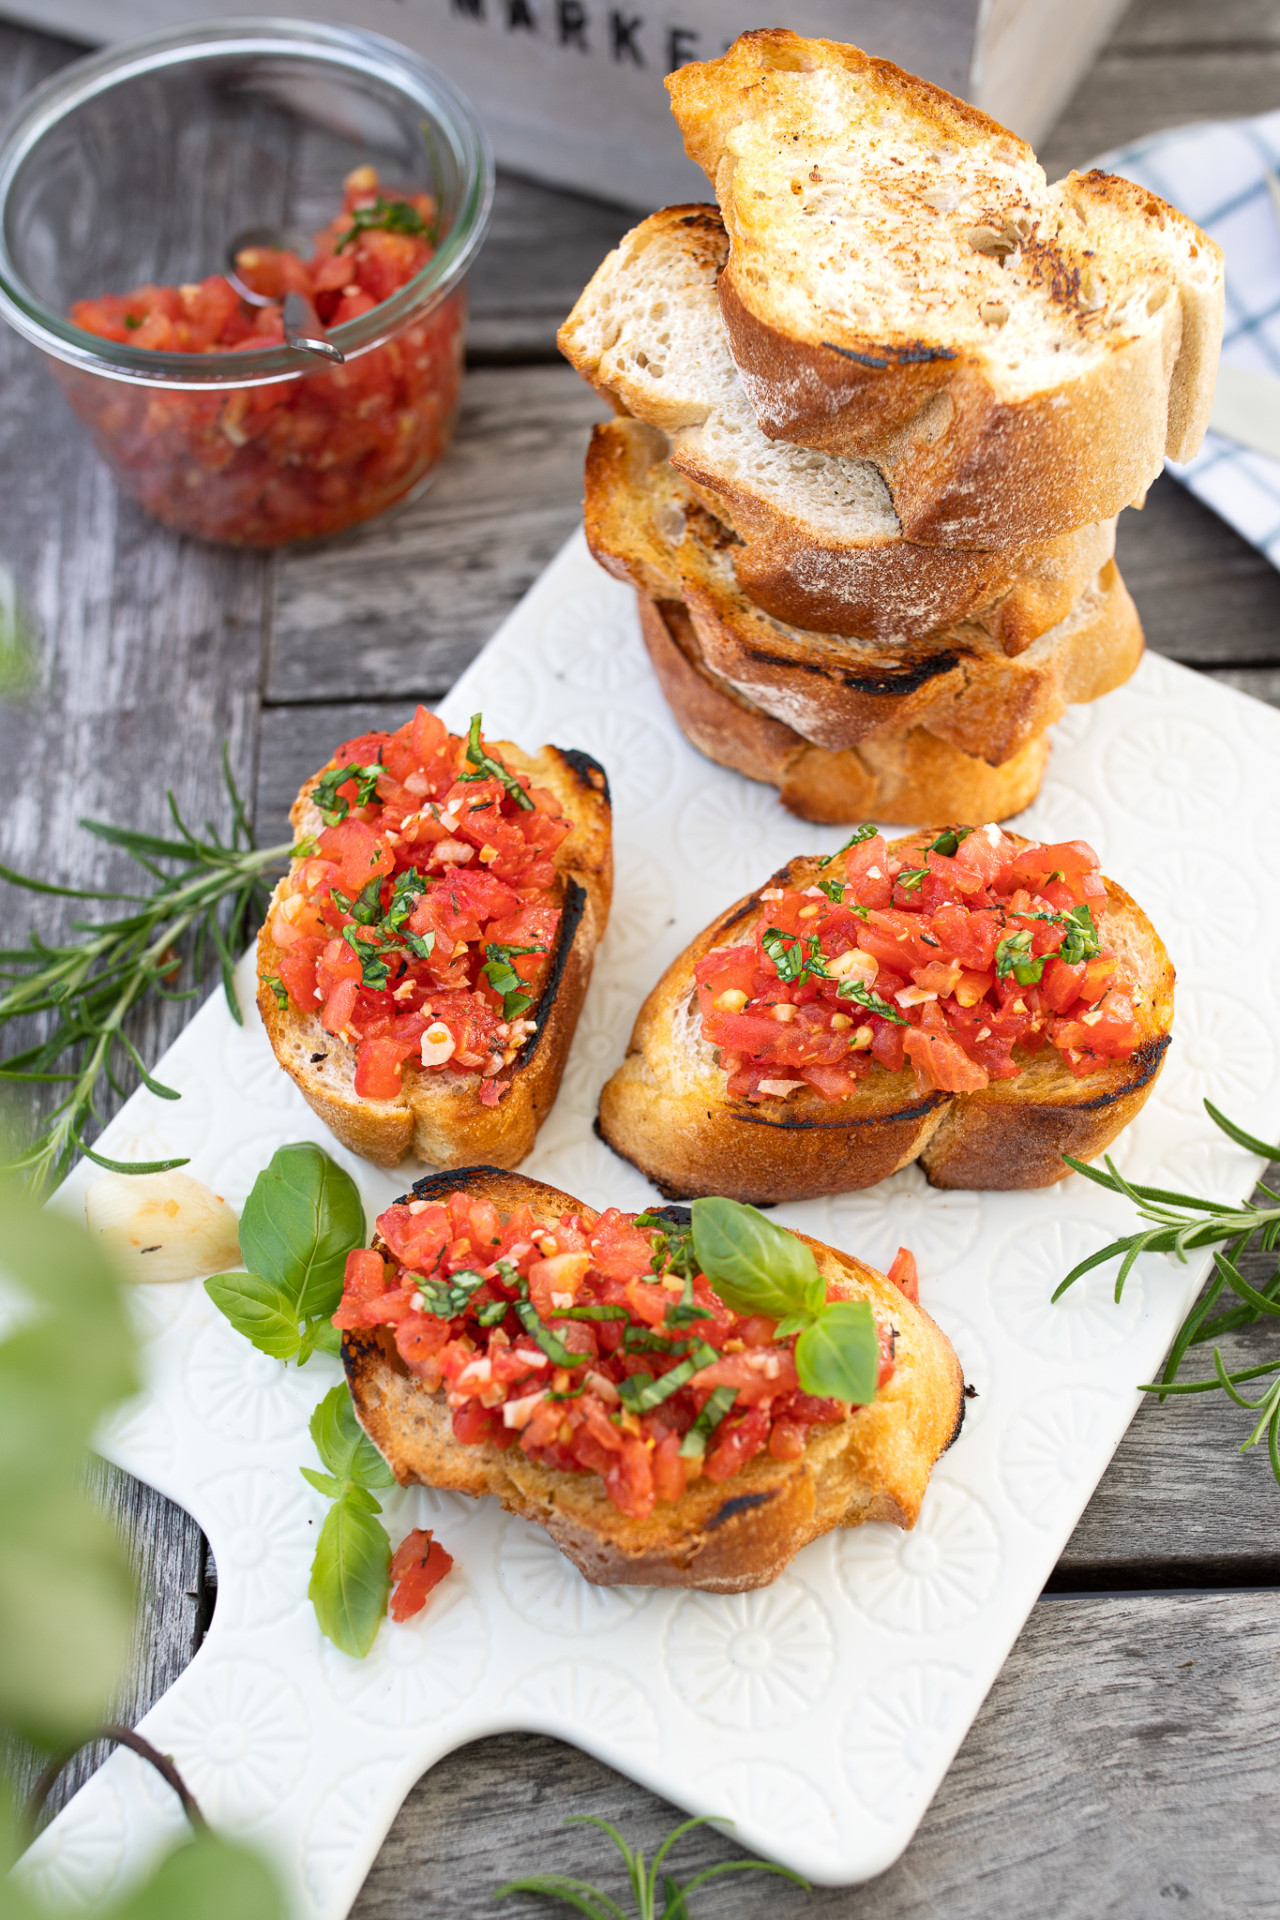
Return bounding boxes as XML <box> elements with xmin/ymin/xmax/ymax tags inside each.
<box><xmin>1059</xmin><ymin>1101</ymin><xmax>1280</xmax><ymax>1487</ymax></box>
<box><xmin>0</xmin><ymin>748</ymin><xmax>299</xmax><ymax>1196</ymax></box>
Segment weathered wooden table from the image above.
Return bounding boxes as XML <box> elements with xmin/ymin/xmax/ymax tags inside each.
<box><xmin>3</xmin><ymin>4</ymin><xmax>1279</xmax><ymax>1912</ymax></box>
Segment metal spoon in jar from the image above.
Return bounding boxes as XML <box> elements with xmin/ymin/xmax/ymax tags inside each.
<box><xmin>224</xmin><ymin>226</ymin><xmax>345</xmax><ymax>364</ymax></box>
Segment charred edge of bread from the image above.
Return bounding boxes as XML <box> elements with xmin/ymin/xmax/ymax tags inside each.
<box><xmin>514</xmin><ymin>875</ymin><xmax>586</xmax><ymax>1074</ymax></box>
<box><xmin>595</xmin><ymin>840</ymin><xmax>1174</xmax><ymax>1202</ymax></box>
<box><xmin>342</xmin><ymin>1165</ymin><xmax>965</xmax><ymax>1590</ymax></box>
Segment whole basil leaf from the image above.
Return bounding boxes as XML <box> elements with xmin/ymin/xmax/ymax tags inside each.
<box><xmin>204</xmin><ymin>1271</ymin><xmax>301</xmax><ymax>1361</ymax></box>
<box><xmin>795</xmin><ymin>1300</ymin><xmax>881</xmax><ymax>1404</ymax></box>
<box><xmin>307</xmin><ymin>1491</ymin><xmax>391</xmax><ymax>1658</ymax></box>
<box><xmin>691</xmin><ymin>1197</ymin><xmax>826</xmax><ymax>1321</ymax></box>
<box><xmin>310</xmin><ymin>1383</ymin><xmax>394</xmax><ymax>1490</ymax></box>
<box><xmin>238</xmin><ymin>1142</ymin><xmax>365</xmax><ymax>1321</ymax></box>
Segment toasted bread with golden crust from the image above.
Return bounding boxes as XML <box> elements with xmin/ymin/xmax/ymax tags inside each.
<box><xmin>588</xmin><ymin>418</ymin><xmax>1142</xmax><ymax>764</ymax></box>
<box><xmin>666</xmin><ymin>32</ymin><xmax>1223</xmax><ymax>544</ymax></box>
<box><xmin>597</xmin><ymin>838</ymin><xmax>1173</xmax><ymax>1203</ymax></box>
<box><xmin>636</xmin><ymin>592</ymin><xmax>1050</xmax><ymax>825</ymax></box>
<box><xmin>256</xmin><ymin>743</ymin><xmax>612</xmax><ymax>1170</ymax></box>
<box><xmin>562</xmin><ymin>215</ymin><xmax>1119</xmax><ymax>637</ymax></box>
<box><xmin>343</xmin><ymin>1166</ymin><xmax>965</xmax><ymax>1590</ymax></box>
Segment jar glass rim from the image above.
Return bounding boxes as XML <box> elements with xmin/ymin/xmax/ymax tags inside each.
<box><xmin>0</xmin><ymin>17</ymin><xmax>495</xmax><ymax>390</ymax></box>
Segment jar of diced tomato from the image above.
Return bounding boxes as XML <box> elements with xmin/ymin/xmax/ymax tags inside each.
<box><xmin>0</xmin><ymin>22</ymin><xmax>493</xmax><ymax>547</ymax></box>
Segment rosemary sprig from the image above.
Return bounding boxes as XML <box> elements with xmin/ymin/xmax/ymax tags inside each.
<box><xmin>1056</xmin><ymin>1100</ymin><xmax>1280</xmax><ymax>1484</ymax></box>
<box><xmin>0</xmin><ymin>749</ymin><xmax>297</xmax><ymax>1195</ymax></box>
<box><xmin>494</xmin><ymin>1814</ymin><xmax>807</xmax><ymax>1919</ymax></box>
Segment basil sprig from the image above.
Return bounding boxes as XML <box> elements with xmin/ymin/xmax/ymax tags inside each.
<box><xmin>301</xmin><ymin>1385</ymin><xmax>395</xmax><ymax>1658</ymax></box>
<box><xmin>458</xmin><ymin>711</ymin><xmax>534</xmax><ymax>809</ymax></box>
<box><xmin>690</xmin><ymin>1198</ymin><xmax>881</xmax><ymax>1404</ymax></box>
<box><xmin>205</xmin><ymin>1142</ymin><xmax>365</xmax><ymax>1364</ymax></box>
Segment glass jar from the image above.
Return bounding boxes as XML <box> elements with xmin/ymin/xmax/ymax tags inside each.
<box><xmin>0</xmin><ymin>20</ymin><xmax>493</xmax><ymax>547</ymax></box>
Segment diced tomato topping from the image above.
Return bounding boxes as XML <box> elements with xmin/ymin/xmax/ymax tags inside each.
<box><xmin>887</xmin><ymin>1247</ymin><xmax>919</xmax><ymax>1305</ymax></box>
<box><xmin>331</xmin><ymin>1190</ymin><xmax>894</xmax><ymax>1519</ymax></box>
<box><xmin>263</xmin><ymin>709</ymin><xmax>572</xmax><ymax>1101</ymax></box>
<box><xmin>694</xmin><ymin>823</ymin><xmax>1142</xmax><ymax>1105</ymax></box>
<box><xmin>388</xmin><ymin>1529</ymin><xmax>454</xmax><ymax>1621</ymax></box>
<box><xmin>67</xmin><ymin>168</ymin><xmax>464</xmax><ymax>548</ymax></box>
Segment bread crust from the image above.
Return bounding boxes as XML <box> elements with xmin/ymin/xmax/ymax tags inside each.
<box><xmin>343</xmin><ymin>1166</ymin><xmax>965</xmax><ymax>1590</ymax></box>
<box><xmin>256</xmin><ymin>743</ymin><xmax>612</xmax><ymax>1170</ymax></box>
<box><xmin>636</xmin><ymin>591</ymin><xmax>1051</xmax><ymax>825</ymax></box>
<box><xmin>666</xmin><ymin>33</ymin><xmax>1224</xmax><ymax>544</ymax></box>
<box><xmin>597</xmin><ymin>840</ymin><xmax>1174</xmax><ymax>1202</ymax></box>
<box><xmin>587</xmin><ymin>418</ymin><xmax>1142</xmax><ymax>764</ymax></box>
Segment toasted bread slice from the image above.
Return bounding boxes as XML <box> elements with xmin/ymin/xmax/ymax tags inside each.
<box><xmin>589</xmin><ymin>413</ymin><xmax>1117</xmax><ymax>653</ymax></box>
<box><xmin>637</xmin><ymin>591</ymin><xmax>1050</xmax><ymax>824</ymax></box>
<box><xmin>559</xmin><ymin>204</ymin><xmax>1134</xmax><ymax>568</ymax></box>
<box><xmin>343</xmin><ymin>1166</ymin><xmax>965</xmax><ymax>1590</ymax></box>
<box><xmin>257</xmin><ymin>743</ymin><xmax>612</xmax><ymax>1169</ymax></box>
<box><xmin>666</xmin><ymin>33</ymin><xmax>1224</xmax><ymax>544</ymax></box>
<box><xmin>598</xmin><ymin>839</ymin><xmax>1173</xmax><ymax>1202</ymax></box>
<box><xmin>587</xmin><ymin>418</ymin><xmax>1142</xmax><ymax>764</ymax></box>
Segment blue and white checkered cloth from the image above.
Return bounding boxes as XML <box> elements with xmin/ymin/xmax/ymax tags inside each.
<box><xmin>1103</xmin><ymin>113</ymin><xmax>1280</xmax><ymax>568</ymax></box>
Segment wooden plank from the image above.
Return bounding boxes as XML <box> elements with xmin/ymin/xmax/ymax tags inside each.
<box><xmin>1041</xmin><ymin>44</ymin><xmax>1280</xmax><ymax>177</ymax></box>
<box><xmin>0</xmin><ymin>19</ymin><xmax>268</xmax><ymax>1818</ymax></box>
<box><xmin>350</xmin><ymin>1589</ymin><xmax>1280</xmax><ymax>1917</ymax></box>
<box><xmin>1116</xmin><ymin>476</ymin><xmax>1280</xmax><ymax>671</ymax></box>
<box><xmin>1110</xmin><ymin>0</ymin><xmax>1280</xmax><ymax>49</ymax></box>
<box><xmin>267</xmin><ymin>366</ymin><xmax>609</xmax><ymax>702</ymax></box>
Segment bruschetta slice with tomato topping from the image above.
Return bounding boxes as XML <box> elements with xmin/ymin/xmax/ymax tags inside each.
<box><xmin>340</xmin><ymin>1168</ymin><xmax>963</xmax><ymax>1591</ymax></box>
<box><xmin>598</xmin><ymin>823</ymin><xmax>1173</xmax><ymax>1201</ymax></box>
<box><xmin>257</xmin><ymin>708</ymin><xmax>612</xmax><ymax>1169</ymax></box>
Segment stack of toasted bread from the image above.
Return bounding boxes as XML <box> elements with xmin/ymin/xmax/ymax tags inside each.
<box><xmin>559</xmin><ymin>32</ymin><xmax>1224</xmax><ymax>824</ymax></box>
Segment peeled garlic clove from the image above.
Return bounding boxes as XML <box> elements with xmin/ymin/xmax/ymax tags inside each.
<box><xmin>85</xmin><ymin>1171</ymin><xmax>241</xmax><ymax>1284</ymax></box>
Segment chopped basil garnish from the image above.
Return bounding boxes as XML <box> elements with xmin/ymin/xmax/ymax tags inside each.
<box><xmin>414</xmin><ymin>1267</ymin><xmax>487</xmax><ymax>1318</ymax></box>
<box><xmin>895</xmin><ymin>867</ymin><xmax>929</xmax><ymax>893</ymax></box>
<box><xmin>761</xmin><ymin>927</ymin><xmax>807</xmax><ymax>983</ymax></box>
<box><xmin>331</xmin><ymin>873</ymin><xmax>385</xmax><ymax>926</ymax></box>
<box><xmin>458</xmin><ymin>712</ymin><xmax>534</xmax><ymax>810</ymax></box>
<box><xmin>473</xmin><ymin>1297</ymin><xmax>511</xmax><ymax>1328</ymax></box>
<box><xmin>817</xmin><ymin>878</ymin><xmax>845</xmax><ymax>903</ymax></box>
<box><xmin>930</xmin><ymin>826</ymin><xmax>974</xmax><ymax>857</ymax></box>
<box><xmin>553</xmin><ymin>1301</ymin><xmax>629</xmax><ymax>1322</ymax></box>
<box><xmin>617</xmin><ymin>1342</ymin><xmax>719</xmax><ymax>1413</ymax></box>
<box><xmin>994</xmin><ymin>928</ymin><xmax>1044</xmax><ymax>987</ymax></box>
<box><xmin>635</xmin><ymin>1209</ymin><xmax>698</xmax><ymax>1283</ymax></box>
<box><xmin>514</xmin><ymin>1298</ymin><xmax>583</xmax><ymax>1368</ymax></box>
<box><xmin>341</xmin><ymin>925</ymin><xmax>391</xmax><ymax>991</ymax></box>
<box><xmin>481</xmin><ymin>941</ymin><xmax>546</xmax><ymax>1021</ymax></box>
<box><xmin>836</xmin><ymin>978</ymin><xmax>909</xmax><ymax>1025</ymax></box>
<box><xmin>679</xmin><ymin>1384</ymin><xmax>737</xmax><ymax>1458</ymax></box>
<box><xmin>313</xmin><ymin>760</ymin><xmax>381</xmax><ymax>827</ymax></box>
<box><xmin>263</xmin><ymin>973</ymin><xmax>289</xmax><ymax>1011</ymax></box>
<box><xmin>335</xmin><ymin>195</ymin><xmax>435</xmax><ymax>253</ymax></box>
<box><xmin>1059</xmin><ymin>902</ymin><xmax>1102</xmax><ymax>967</ymax></box>
<box><xmin>818</xmin><ymin>822</ymin><xmax>877</xmax><ymax>868</ymax></box>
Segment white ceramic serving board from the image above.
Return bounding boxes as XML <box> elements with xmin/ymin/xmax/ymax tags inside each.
<box><xmin>23</xmin><ymin>530</ymin><xmax>1280</xmax><ymax>1915</ymax></box>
